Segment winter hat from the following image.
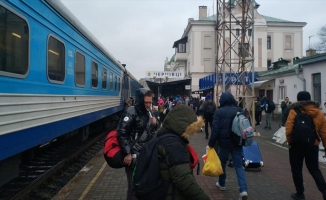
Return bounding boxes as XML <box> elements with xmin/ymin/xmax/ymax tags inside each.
<box><xmin>297</xmin><ymin>91</ymin><xmax>311</xmax><ymax>101</ymax></box>
<box><xmin>206</xmin><ymin>94</ymin><xmax>211</xmax><ymax>100</ymax></box>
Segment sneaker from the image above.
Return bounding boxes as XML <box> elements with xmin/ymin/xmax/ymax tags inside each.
<box><xmin>239</xmin><ymin>191</ymin><xmax>248</xmax><ymax>200</ymax></box>
<box><xmin>263</xmin><ymin>126</ymin><xmax>268</xmax><ymax>129</ymax></box>
<box><xmin>228</xmin><ymin>161</ymin><xmax>234</xmax><ymax>168</ymax></box>
<box><xmin>200</xmin><ymin>128</ymin><xmax>203</xmax><ymax>132</ymax></box>
<box><xmin>215</xmin><ymin>182</ymin><xmax>226</xmax><ymax>191</ymax></box>
<box><xmin>268</xmin><ymin>127</ymin><xmax>272</xmax><ymax>130</ymax></box>
<box><xmin>291</xmin><ymin>193</ymin><xmax>305</xmax><ymax>200</ymax></box>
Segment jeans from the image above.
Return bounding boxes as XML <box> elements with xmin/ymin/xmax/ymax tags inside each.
<box><xmin>281</xmin><ymin>113</ymin><xmax>286</xmax><ymax>126</ymax></box>
<box><xmin>265</xmin><ymin>113</ymin><xmax>271</xmax><ymax>128</ymax></box>
<box><xmin>218</xmin><ymin>146</ymin><xmax>248</xmax><ymax>193</ymax></box>
<box><xmin>255</xmin><ymin>111</ymin><xmax>261</xmax><ymax>125</ymax></box>
<box><xmin>205</xmin><ymin>114</ymin><xmax>213</xmax><ymax>138</ymax></box>
<box><xmin>289</xmin><ymin>144</ymin><xmax>326</xmax><ymax>195</ymax></box>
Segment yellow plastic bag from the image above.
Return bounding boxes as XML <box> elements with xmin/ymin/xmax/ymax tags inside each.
<box><xmin>202</xmin><ymin>147</ymin><xmax>223</xmax><ymax>177</ymax></box>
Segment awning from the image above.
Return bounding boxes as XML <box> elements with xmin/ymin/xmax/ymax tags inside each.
<box><xmin>172</xmin><ymin>36</ymin><xmax>188</xmax><ymax>48</ymax></box>
<box><xmin>253</xmin><ymin>80</ymin><xmax>268</xmax><ymax>88</ymax></box>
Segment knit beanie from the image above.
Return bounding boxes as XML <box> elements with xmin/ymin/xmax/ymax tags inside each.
<box><xmin>297</xmin><ymin>91</ymin><xmax>311</xmax><ymax>101</ymax></box>
<box><xmin>206</xmin><ymin>94</ymin><xmax>211</xmax><ymax>100</ymax></box>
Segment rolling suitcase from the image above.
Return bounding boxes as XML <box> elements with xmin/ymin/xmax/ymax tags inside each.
<box><xmin>242</xmin><ymin>141</ymin><xmax>264</xmax><ymax>170</ymax></box>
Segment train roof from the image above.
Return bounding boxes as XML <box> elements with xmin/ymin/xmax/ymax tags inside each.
<box><xmin>45</xmin><ymin>0</ymin><xmax>128</xmax><ymax>73</ymax></box>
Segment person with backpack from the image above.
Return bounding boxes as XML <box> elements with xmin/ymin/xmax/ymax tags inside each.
<box><xmin>199</xmin><ymin>94</ymin><xmax>217</xmax><ymax>139</ymax></box>
<box><xmin>286</xmin><ymin>91</ymin><xmax>326</xmax><ymax>200</ymax></box>
<box><xmin>262</xmin><ymin>96</ymin><xmax>275</xmax><ymax>130</ymax></box>
<box><xmin>208</xmin><ymin>92</ymin><xmax>249</xmax><ymax>200</ymax></box>
<box><xmin>156</xmin><ymin>105</ymin><xmax>209</xmax><ymax>200</ymax></box>
<box><xmin>117</xmin><ymin>88</ymin><xmax>159</xmax><ymax>200</ymax></box>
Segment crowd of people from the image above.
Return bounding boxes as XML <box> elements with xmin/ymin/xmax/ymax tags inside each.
<box><xmin>117</xmin><ymin>88</ymin><xmax>326</xmax><ymax>200</ymax></box>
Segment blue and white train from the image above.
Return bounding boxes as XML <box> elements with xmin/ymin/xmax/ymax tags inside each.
<box><xmin>0</xmin><ymin>0</ymin><xmax>141</xmax><ymax>183</ymax></box>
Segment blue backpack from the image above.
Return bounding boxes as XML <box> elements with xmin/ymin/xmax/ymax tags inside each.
<box><xmin>229</xmin><ymin>109</ymin><xmax>254</xmax><ymax>146</ymax></box>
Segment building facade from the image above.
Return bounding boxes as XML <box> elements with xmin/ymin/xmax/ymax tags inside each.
<box><xmin>168</xmin><ymin>1</ymin><xmax>306</xmax><ymax>95</ymax></box>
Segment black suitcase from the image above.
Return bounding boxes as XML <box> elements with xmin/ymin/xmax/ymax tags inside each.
<box><xmin>242</xmin><ymin>141</ymin><xmax>264</xmax><ymax>170</ymax></box>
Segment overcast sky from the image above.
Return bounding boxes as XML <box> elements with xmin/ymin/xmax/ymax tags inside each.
<box><xmin>60</xmin><ymin>0</ymin><xmax>326</xmax><ymax>80</ymax></box>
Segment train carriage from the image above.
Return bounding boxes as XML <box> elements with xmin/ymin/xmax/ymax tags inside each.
<box><xmin>0</xmin><ymin>0</ymin><xmax>141</xmax><ymax>186</ymax></box>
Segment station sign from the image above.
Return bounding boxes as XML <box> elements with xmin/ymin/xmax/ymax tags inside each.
<box><xmin>146</xmin><ymin>71</ymin><xmax>184</xmax><ymax>79</ymax></box>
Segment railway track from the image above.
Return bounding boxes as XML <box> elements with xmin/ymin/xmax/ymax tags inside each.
<box><xmin>0</xmin><ymin>116</ymin><xmax>119</xmax><ymax>200</ymax></box>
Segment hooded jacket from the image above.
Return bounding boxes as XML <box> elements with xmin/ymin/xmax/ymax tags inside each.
<box><xmin>286</xmin><ymin>101</ymin><xmax>326</xmax><ymax>147</ymax></box>
<box><xmin>117</xmin><ymin>88</ymin><xmax>158</xmax><ymax>155</ymax></box>
<box><xmin>209</xmin><ymin>92</ymin><xmax>242</xmax><ymax>148</ymax></box>
<box><xmin>157</xmin><ymin>105</ymin><xmax>209</xmax><ymax>200</ymax></box>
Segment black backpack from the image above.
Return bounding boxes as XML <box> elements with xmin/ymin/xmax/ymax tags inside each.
<box><xmin>205</xmin><ymin>101</ymin><xmax>215</xmax><ymax>115</ymax></box>
<box><xmin>268</xmin><ymin>101</ymin><xmax>276</xmax><ymax>112</ymax></box>
<box><xmin>132</xmin><ymin>134</ymin><xmax>176</xmax><ymax>200</ymax></box>
<box><xmin>291</xmin><ymin>108</ymin><xmax>319</xmax><ymax>146</ymax></box>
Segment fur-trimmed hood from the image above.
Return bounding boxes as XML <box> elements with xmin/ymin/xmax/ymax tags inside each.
<box><xmin>289</xmin><ymin>101</ymin><xmax>321</xmax><ymax>118</ymax></box>
<box><xmin>157</xmin><ymin>105</ymin><xmax>204</xmax><ymax>139</ymax></box>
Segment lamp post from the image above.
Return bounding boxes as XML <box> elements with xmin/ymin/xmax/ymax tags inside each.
<box><xmin>309</xmin><ymin>35</ymin><xmax>315</xmax><ymax>49</ymax></box>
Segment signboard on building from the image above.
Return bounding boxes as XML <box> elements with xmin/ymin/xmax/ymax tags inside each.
<box><xmin>185</xmin><ymin>85</ymin><xmax>191</xmax><ymax>90</ymax></box>
<box><xmin>146</xmin><ymin>71</ymin><xmax>184</xmax><ymax>79</ymax></box>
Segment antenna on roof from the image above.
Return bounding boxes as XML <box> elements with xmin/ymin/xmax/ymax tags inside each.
<box><xmin>213</xmin><ymin>0</ymin><xmax>214</xmax><ymax>16</ymax></box>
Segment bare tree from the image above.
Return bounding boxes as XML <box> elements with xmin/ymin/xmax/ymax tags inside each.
<box><xmin>309</xmin><ymin>25</ymin><xmax>326</xmax><ymax>53</ymax></box>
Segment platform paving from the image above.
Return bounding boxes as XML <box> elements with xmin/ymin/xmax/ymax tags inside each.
<box><xmin>54</xmin><ymin>117</ymin><xmax>326</xmax><ymax>200</ymax></box>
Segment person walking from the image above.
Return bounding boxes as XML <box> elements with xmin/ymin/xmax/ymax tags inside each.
<box><xmin>157</xmin><ymin>105</ymin><xmax>209</xmax><ymax>200</ymax></box>
<box><xmin>281</xmin><ymin>96</ymin><xmax>292</xmax><ymax>126</ymax></box>
<box><xmin>262</xmin><ymin>96</ymin><xmax>272</xmax><ymax>130</ymax></box>
<box><xmin>199</xmin><ymin>94</ymin><xmax>217</xmax><ymax>139</ymax></box>
<box><xmin>286</xmin><ymin>91</ymin><xmax>326</xmax><ymax>200</ymax></box>
<box><xmin>208</xmin><ymin>92</ymin><xmax>248</xmax><ymax>200</ymax></box>
<box><xmin>117</xmin><ymin>88</ymin><xmax>159</xmax><ymax>200</ymax></box>
<box><xmin>254</xmin><ymin>97</ymin><xmax>261</xmax><ymax>126</ymax></box>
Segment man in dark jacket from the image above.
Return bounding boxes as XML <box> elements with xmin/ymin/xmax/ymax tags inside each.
<box><xmin>117</xmin><ymin>88</ymin><xmax>159</xmax><ymax>200</ymax></box>
<box><xmin>281</xmin><ymin>96</ymin><xmax>292</xmax><ymax>126</ymax></box>
<box><xmin>157</xmin><ymin>105</ymin><xmax>209</xmax><ymax>200</ymax></box>
<box><xmin>262</xmin><ymin>96</ymin><xmax>272</xmax><ymax>130</ymax></box>
<box><xmin>208</xmin><ymin>92</ymin><xmax>248</xmax><ymax>200</ymax></box>
<box><xmin>199</xmin><ymin>94</ymin><xmax>217</xmax><ymax>139</ymax></box>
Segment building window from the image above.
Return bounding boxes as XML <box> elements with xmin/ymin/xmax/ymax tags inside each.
<box><xmin>48</xmin><ymin>36</ymin><xmax>65</xmax><ymax>82</ymax></box>
<box><xmin>0</xmin><ymin>5</ymin><xmax>29</xmax><ymax>77</ymax></box>
<box><xmin>110</xmin><ymin>71</ymin><xmax>113</xmax><ymax>91</ymax></box>
<box><xmin>267</xmin><ymin>36</ymin><xmax>271</xmax><ymax>49</ymax></box>
<box><xmin>236</xmin><ymin>29</ymin><xmax>240</xmax><ymax>36</ymax></box>
<box><xmin>102</xmin><ymin>68</ymin><xmax>107</xmax><ymax>90</ymax></box>
<box><xmin>248</xmin><ymin>29</ymin><xmax>252</xmax><ymax>37</ymax></box>
<box><xmin>177</xmin><ymin>43</ymin><xmax>186</xmax><ymax>53</ymax></box>
<box><xmin>91</xmin><ymin>61</ymin><xmax>98</xmax><ymax>88</ymax></box>
<box><xmin>238</xmin><ymin>43</ymin><xmax>249</xmax><ymax>57</ymax></box>
<box><xmin>267</xmin><ymin>60</ymin><xmax>271</xmax><ymax>68</ymax></box>
<box><xmin>75</xmin><ymin>51</ymin><xmax>85</xmax><ymax>87</ymax></box>
<box><xmin>285</xmin><ymin>35</ymin><xmax>291</xmax><ymax>49</ymax></box>
<box><xmin>312</xmin><ymin>73</ymin><xmax>321</xmax><ymax>104</ymax></box>
<box><xmin>279</xmin><ymin>86</ymin><xmax>285</xmax><ymax>100</ymax></box>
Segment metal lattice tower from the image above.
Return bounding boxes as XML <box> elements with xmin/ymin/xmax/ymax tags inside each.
<box><xmin>215</xmin><ymin>0</ymin><xmax>255</xmax><ymax>110</ymax></box>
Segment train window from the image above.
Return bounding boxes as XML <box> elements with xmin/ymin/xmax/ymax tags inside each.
<box><xmin>110</xmin><ymin>72</ymin><xmax>113</xmax><ymax>91</ymax></box>
<box><xmin>0</xmin><ymin>5</ymin><xmax>29</xmax><ymax>77</ymax></box>
<box><xmin>91</xmin><ymin>61</ymin><xmax>98</xmax><ymax>88</ymax></box>
<box><xmin>102</xmin><ymin>67</ymin><xmax>107</xmax><ymax>90</ymax></box>
<box><xmin>75</xmin><ymin>51</ymin><xmax>85</xmax><ymax>87</ymax></box>
<box><xmin>115</xmin><ymin>75</ymin><xmax>117</xmax><ymax>91</ymax></box>
<box><xmin>47</xmin><ymin>36</ymin><xmax>65</xmax><ymax>82</ymax></box>
<box><xmin>118</xmin><ymin>78</ymin><xmax>120</xmax><ymax>91</ymax></box>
